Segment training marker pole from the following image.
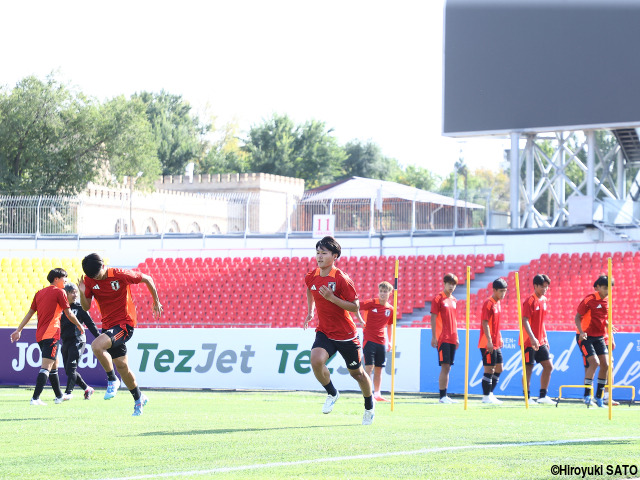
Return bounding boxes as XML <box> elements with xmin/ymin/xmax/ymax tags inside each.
<box><xmin>607</xmin><ymin>258</ymin><xmax>613</xmax><ymax>420</ymax></box>
<box><xmin>390</xmin><ymin>259</ymin><xmax>399</xmax><ymax>412</ymax></box>
<box><xmin>464</xmin><ymin>266</ymin><xmax>470</xmax><ymax>410</ymax></box>
<box><xmin>515</xmin><ymin>272</ymin><xmax>529</xmax><ymax>409</ymax></box>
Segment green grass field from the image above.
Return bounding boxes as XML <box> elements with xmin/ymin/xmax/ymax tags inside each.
<box><xmin>1</xmin><ymin>387</ymin><xmax>638</xmax><ymax>480</ymax></box>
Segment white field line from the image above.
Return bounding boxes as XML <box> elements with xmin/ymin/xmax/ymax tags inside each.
<box><xmin>95</xmin><ymin>436</ymin><xmax>640</xmax><ymax>480</ymax></box>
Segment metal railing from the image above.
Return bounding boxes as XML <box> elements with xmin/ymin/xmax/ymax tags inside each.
<box><xmin>0</xmin><ymin>196</ymin><xmax>79</xmax><ymax>235</ymax></box>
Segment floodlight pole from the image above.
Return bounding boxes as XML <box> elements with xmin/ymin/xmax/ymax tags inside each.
<box><xmin>510</xmin><ymin>132</ymin><xmax>520</xmax><ymax>228</ymax></box>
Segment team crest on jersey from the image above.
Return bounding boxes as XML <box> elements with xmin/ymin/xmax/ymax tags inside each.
<box><xmin>110</xmin><ymin>280</ymin><xmax>120</xmax><ymax>291</ymax></box>
<box><xmin>328</xmin><ymin>282</ymin><xmax>336</xmax><ymax>292</ymax></box>
<box><xmin>385</xmin><ymin>309</ymin><xmax>391</xmax><ymax>317</ymax></box>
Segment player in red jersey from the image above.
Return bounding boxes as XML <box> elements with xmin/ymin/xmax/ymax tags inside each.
<box><xmin>575</xmin><ymin>275</ymin><xmax>615</xmax><ymax>408</ymax></box>
<box><xmin>355</xmin><ymin>281</ymin><xmax>394</xmax><ymax>402</ymax></box>
<box><xmin>478</xmin><ymin>278</ymin><xmax>508</xmax><ymax>405</ymax></box>
<box><xmin>430</xmin><ymin>273</ymin><xmax>459</xmax><ymax>404</ymax></box>
<box><xmin>520</xmin><ymin>274</ymin><xmax>555</xmax><ymax>405</ymax></box>
<box><xmin>10</xmin><ymin>268</ymin><xmax>84</xmax><ymax>405</ymax></box>
<box><xmin>78</xmin><ymin>253</ymin><xmax>162</xmax><ymax>416</ymax></box>
<box><xmin>303</xmin><ymin>237</ymin><xmax>375</xmax><ymax>425</ymax></box>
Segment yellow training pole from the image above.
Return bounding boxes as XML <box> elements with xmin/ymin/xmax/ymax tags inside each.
<box><xmin>390</xmin><ymin>259</ymin><xmax>399</xmax><ymax>412</ymax></box>
<box><xmin>515</xmin><ymin>272</ymin><xmax>529</xmax><ymax>409</ymax></box>
<box><xmin>464</xmin><ymin>266</ymin><xmax>470</xmax><ymax>410</ymax></box>
<box><xmin>607</xmin><ymin>258</ymin><xmax>613</xmax><ymax>420</ymax></box>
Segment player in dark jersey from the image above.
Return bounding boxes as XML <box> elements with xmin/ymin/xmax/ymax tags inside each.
<box><xmin>478</xmin><ymin>278</ymin><xmax>508</xmax><ymax>405</ymax></box>
<box><xmin>60</xmin><ymin>283</ymin><xmax>101</xmax><ymax>401</ymax></box>
<box><xmin>10</xmin><ymin>268</ymin><xmax>84</xmax><ymax>405</ymax></box>
<box><xmin>355</xmin><ymin>281</ymin><xmax>394</xmax><ymax>402</ymax></box>
<box><xmin>430</xmin><ymin>273</ymin><xmax>459</xmax><ymax>404</ymax></box>
<box><xmin>520</xmin><ymin>274</ymin><xmax>555</xmax><ymax>405</ymax></box>
<box><xmin>78</xmin><ymin>253</ymin><xmax>162</xmax><ymax>416</ymax></box>
<box><xmin>575</xmin><ymin>275</ymin><xmax>615</xmax><ymax>408</ymax></box>
<box><xmin>303</xmin><ymin>236</ymin><xmax>375</xmax><ymax>425</ymax></box>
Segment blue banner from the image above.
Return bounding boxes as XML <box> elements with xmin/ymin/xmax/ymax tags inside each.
<box><xmin>420</xmin><ymin>330</ymin><xmax>640</xmax><ymax>400</ymax></box>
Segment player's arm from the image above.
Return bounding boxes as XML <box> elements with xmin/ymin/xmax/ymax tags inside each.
<box><xmin>79</xmin><ymin>309</ymin><xmax>101</xmax><ymax>338</ymax></box>
<box><xmin>482</xmin><ymin>319</ymin><xmax>494</xmax><ymax>353</ymax></box>
<box><xmin>63</xmin><ymin>308</ymin><xmax>85</xmax><ymax>334</ymax></box>
<box><xmin>430</xmin><ymin>313</ymin><xmax>438</xmax><ymax>348</ymax></box>
<box><xmin>318</xmin><ymin>285</ymin><xmax>359</xmax><ymax>312</ymax></box>
<box><xmin>140</xmin><ymin>273</ymin><xmax>163</xmax><ymax>318</ymax></box>
<box><xmin>355</xmin><ymin>310</ymin><xmax>366</xmax><ymax>327</ymax></box>
<box><xmin>522</xmin><ymin>317</ymin><xmax>539</xmax><ymax>350</ymax></box>
<box><xmin>303</xmin><ymin>288</ymin><xmax>315</xmax><ymax>329</ymax></box>
<box><xmin>386</xmin><ymin>323</ymin><xmax>393</xmax><ymax>352</ymax></box>
<box><xmin>574</xmin><ymin>312</ymin><xmax>587</xmax><ymax>340</ymax></box>
<box><xmin>77</xmin><ymin>276</ymin><xmax>92</xmax><ymax>311</ymax></box>
<box><xmin>10</xmin><ymin>309</ymin><xmax>36</xmax><ymax>343</ymax></box>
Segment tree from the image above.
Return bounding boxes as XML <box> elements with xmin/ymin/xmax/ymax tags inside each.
<box><xmin>243</xmin><ymin>114</ymin><xmax>346</xmax><ymax>188</ymax></box>
<box><xmin>391</xmin><ymin>164</ymin><xmax>441</xmax><ymax>191</ymax></box>
<box><xmin>133</xmin><ymin>91</ymin><xmax>205</xmax><ymax>176</ymax></box>
<box><xmin>197</xmin><ymin>120</ymin><xmax>250</xmax><ymax>174</ymax></box>
<box><xmin>343</xmin><ymin>140</ymin><xmax>389</xmax><ymax>179</ymax></box>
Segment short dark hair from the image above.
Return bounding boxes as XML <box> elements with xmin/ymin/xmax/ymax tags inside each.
<box><xmin>47</xmin><ymin>268</ymin><xmax>67</xmax><ymax>284</ymax></box>
<box><xmin>315</xmin><ymin>236</ymin><xmax>341</xmax><ymax>258</ymax></box>
<box><xmin>492</xmin><ymin>278</ymin><xmax>508</xmax><ymax>290</ymax></box>
<box><xmin>444</xmin><ymin>273</ymin><xmax>458</xmax><ymax>285</ymax></box>
<box><xmin>533</xmin><ymin>274</ymin><xmax>551</xmax><ymax>286</ymax></box>
<box><xmin>64</xmin><ymin>283</ymin><xmax>77</xmax><ymax>293</ymax></box>
<box><xmin>594</xmin><ymin>275</ymin><xmax>613</xmax><ymax>288</ymax></box>
<box><xmin>82</xmin><ymin>253</ymin><xmax>104</xmax><ymax>278</ymax></box>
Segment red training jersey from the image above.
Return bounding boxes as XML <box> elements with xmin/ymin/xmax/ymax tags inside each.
<box><xmin>305</xmin><ymin>266</ymin><xmax>358</xmax><ymax>341</ymax></box>
<box><xmin>83</xmin><ymin>268</ymin><xmax>143</xmax><ymax>330</ymax></box>
<box><xmin>520</xmin><ymin>293</ymin><xmax>549</xmax><ymax>348</ymax></box>
<box><xmin>478</xmin><ymin>296</ymin><xmax>503</xmax><ymax>348</ymax></box>
<box><xmin>31</xmin><ymin>285</ymin><xmax>70</xmax><ymax>342</ymax></box>
<box><xmin>360</xmin><ymin>298</ymin><xmax>394</xmax><ymax>346</ymax></box>
<box><xmin>576</xmin><ymin>292</ymin><xmax>608</xmax><ymax>337</ymax></box>
<box><xmin>430</xmin><ymin>292</ymin><xmax>458</xmax><ymax>347</ymax></box>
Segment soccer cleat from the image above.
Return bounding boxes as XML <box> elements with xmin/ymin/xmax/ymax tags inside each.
<box><xmin>104</xmin><ymin>378</ymin><xmax>121</xmax><ymax>400</ymax></box>
<box><xmin>373</xmin><ymin>394</ymin><xmax>388</xmax><ymax>402</ymax></box>
<box><xmin>84</xmin><ymin>386</ymin><xmax>95</xmax><ymax>400</ymax></box>
<box><xmin>54</xmin><ymin>396</ymin><xmax>65</xmax><ymax>404</ymax></box>
<box><xmin>489</xmin><ymin>393</ymin><xmax>503</xmax><ymax>404</ymax></box>
<box><xmin>482</xmin><ymin>395</ymin><xmax>494</xmax><ymax>404</ymax></box>
<box><xmin>584</xmin><ymin>395</ymin><xmax>595</xmax><ymax>406</ymax></box>
<box><xmin>439</xmin><ymin>396</ymin><xmax>458</xmax><ymax>404</ymax></box>
<box><xmin>362</xmin><ymin>408</ymin><xmax>375</xmax><ymax>425</ymax></box>
<box><xmin>594</xmin><ymin>396</ymin><xmax>605</xmax><ymax>408</ymax></box>
<box><xmin>132</xmin><ymin>394</ymin><xmax>149</xmax><ymax>416</ymax></box>
<box><xmin>322</xmin><ymin>391</ymin><xmax>340</xmax><ymax>414</ymax></box>
<box><xmin>536</xmin><ymin>396</ymin><xmax>555</xmax><ymax>405</ymax></box>
<box><xmin>62</xmin><ymin>393</ymin><xmax>73</xmax><ymax>401</ymax></box>
<box><xmin>30</xmin><ymin>398</ymin><xmax>46</xmax><ymax>406</ymax></box>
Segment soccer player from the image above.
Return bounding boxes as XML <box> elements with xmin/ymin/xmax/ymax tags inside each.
<box><xmin>575</xmin><ymin>275</ymin><xmax>615</xmax><ymax>408</ymax></box>
<box><xmin>78</xmin><ymin>253</ymin><xmax>162</xmax><ymax>416</ymax></box>
<box><xmin>430</xmin><ymin>273</ymin><xmax>459</xmax><ymax>404</ymax></box>
<box><xmin>521</xmin><ymin>274</ymin><xmax>555</xmax><ymax>405</ymax></box>
<box><xmin>10</xmin><ymin>268</ymin><xmax>84</xmax><ymax>405</ymax></box>
<box><xmin>60</xmin><ymin>283</ymin><xmax>101</xmax><ymax>401</ymax></box>
<box><xmin>303</xmin><ymin>236</ymin><xmax>375</xmax><ymax>425</ymax></box>
<box><xmin>355</xmin><ymin>281</ymin><xmax>394</xmax><ymax>402</ymax></box>
<box><xmin>478</xmin><ymin>278</ymin><xmax>508</xmax><ymax>404</ymax></box>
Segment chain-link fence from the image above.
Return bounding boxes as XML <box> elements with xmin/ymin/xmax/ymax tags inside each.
<box><xmin>0</xmin><ymin>196</ymin><xmax>79</xmax><ymax>234</ymax></box>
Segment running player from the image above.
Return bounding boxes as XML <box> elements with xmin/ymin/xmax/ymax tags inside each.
<box><xmin>10</xmin><ymin>268</ymin><xmax>84</xmax><ymax>405</ymax></box>
<box><xmin>478</xmin><ymin>278</ymin><xmax>508</xmax><ymax>404</ymax></box>
<box><xmin>303</xmin><ymin>236</ymin><xmax>375</xmax><ymax>425</ymax></box>
<box><xmin>60</xmin><ymin>283</ymin><xmax>101</xmax><ymax>401</ymax></box>
<box><xmin>430</xmin><ymin>273</ymin><xmax>459</xmax><ymax>404</ymax></box>
<box><xmin>355</xmin><ymin>281</ymin><xmax>394</xmax><ymax>402</ymax></box>
<box><xmin>521</xmin><ymin>274</ymin><xmax>555</xmax><ymax>404</ymax></box>
<box><xmin>78</xmin><ymin>253</ymin><xmax>162</xmax><ymax>416</ymax></box>
<box><xmin>575</xmin><ymin>275</ymin><xmax>615</xmax><ymax>408</ymax></box>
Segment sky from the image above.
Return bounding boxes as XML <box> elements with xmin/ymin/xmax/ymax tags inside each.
<box><xmin>0</xmin><ymin>0</ymin><xmax>508</xmax><ymax>179</ymax></box>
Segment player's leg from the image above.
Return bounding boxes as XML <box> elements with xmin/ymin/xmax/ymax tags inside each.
<box><xmin>63</xmin><ymin>340</ymin><xmax>80</xmax><ymax>398</ymax></box>
<box><xmin>594</xmin><ymin>347</ymin><xmax>609</xmax><ymax>407</ymax></box>
<box><xmin>480</xmin><ymin>348</ymin><xmax>494</xmax><ymax>401</ymax></box>
<box><xmin>363</xmin><ymin>341</ymin><xmax>375</xmax><ymax>392</ymax></box>
<box><xmin>438</xmin><ymin>343</ymin><xmax>456</xmax><ymax>403</ymax></box>
<box><xmin>311</xmin><ymin>333</ymin><xmax>340</xmax><ymax>413</ymax></box>
<box><xmin>373</xmin><ymin>367</ymin><xmax>384</xmax><ymax>400</ymax></box>
<box><xmin>338</xmin><ymin>339</ymin><xmax>374</xmax><ymax>424</ymax></box>
<box><xmin>32</xmin><ymin>341</ymin><xmax>56</xmax><ymax>404</ymax></box>
<box><xmin>524</xmin><ymin>347</ymin><xmax>534</xmax><ymax>397</ymax></box>
<box><xmin>49</xmin><ymin>355</ymin><xmax>64</xmax><ymax>403</ymax></box>
<box><xmin>490</xmin><ymin>350</ymin><xmax>504</xmax><ymax>404</ymax></box>
<box><xmin>580</xmin><ymin>337</ymin><xmax>599</xmax><ymax>405</ymax></box>
<box><xmin>372</xmin><ymin>342</ymin><xmax>386</xmax><ymax>401</ymax></box>
<box><xmin>536</xmin><ymin>346</ymin><xmax>554</xmax><ymax>403</ymax></box>
<box><xmin>91</xmin><ymin>333</ymin><xmax>115</xmax><ymax>375</ymax></box>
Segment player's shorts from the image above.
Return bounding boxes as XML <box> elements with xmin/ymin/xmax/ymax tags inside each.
<box><xmin>103</xmin><ymin>324</ymin><xmax>134</xmax><ymax>360</ymax></box>
<box><xmin>576</xmin><ymin>335</ymin><xmax>608</xmax><ymax>367</ymax></box>
<box><xmin>480</xmin><ymin>347</ymin><xmax>503</xmax><ymax>366</ymax></box>
<box><xmin>313</xmin><ymin>331</ymin><xmax>363</xmax><ymax>370</ymax></box>
<box><xmin>38</xmin><ymin>338</ymin><xmax>60</xmax><ymax>360</ymax></box>
<box><xmin>363</xmin><ymin>340</ymin><xmax>386</xmax><ymax>367</ymax></box>
<box><xmin>524</xmin><ymin>344</ymin><xmax>551</xmax><ymax>365</ymax></box>
<box><xmin>61</xmin><ymin>337</ymin><xmax>85</xmax><ymax>369</ymax></box>
<box><xmin>438</xmin><ymin>342</ymin><xmax>457</xmax><ymax>366</ymax></box>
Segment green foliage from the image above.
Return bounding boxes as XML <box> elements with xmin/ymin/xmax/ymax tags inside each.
<box><xmin>343</xmin><ymin>140</ymin><xmax>390</xmax><ymax>179</ymax></box>
<box><xmin>197</xmin><ymin>120</ymin><xmax>250</xmax><ymax>174</ymax></box>
<box><xmin>391</xmin><ymin>164</ymin><xmax>441</xmax><ymax>191</ymax></box>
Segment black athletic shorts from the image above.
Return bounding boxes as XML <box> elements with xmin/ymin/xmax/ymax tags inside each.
<box><xmin>438</xmin><ymin>342</ymin><xmax>457</xmax><ymax>366</ymax></box>
<box><xmin>576</xmin><ymin>335</ymin><xmax>608</xmax><ymax>368</ymax></box>
<box><xmin>61</xmin><ymin>337</ymin><xmax>85</xmax><ymax>368</ymax></box>
<box><xmin>363</xmin><ymin>340</ymin><xmax>386</xmax><ymax>367</ymax></box>
<box><xmin>38</xmin><ymin>338</ymin><xmax>60</xmax><ymax>360</ymax></box>
<box><xmin>103</xmin><ymin>324</ymin><xmax>134</xmax><ymax>360</ymax></box>
<box><xmin>312</xmin><ymin>331</ymin><xmax>363</xmax><ymax>370</ymax></box>
<box><xmin>524</xmin><ymin>344</ymin><xmax>551</xmax><ymax>365</ymax></box>
<box><xmin>480</xmin><ymin>347</ymin><xmax>503</xmax><ymax>367</ymax></box>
